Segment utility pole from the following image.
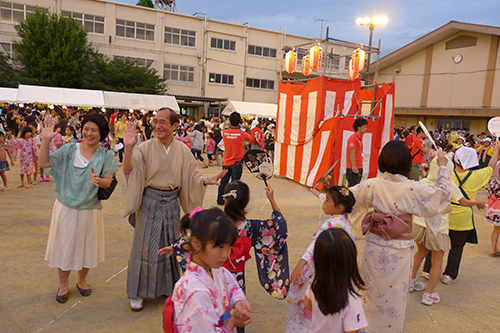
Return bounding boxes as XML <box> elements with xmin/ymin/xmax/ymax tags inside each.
<box><xmin>314</xmin><ymin>17</ymin><xmax>335</xmax><ymax>39</ymax></box>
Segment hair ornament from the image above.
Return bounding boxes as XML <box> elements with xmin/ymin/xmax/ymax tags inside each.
<box><xmin>185</xmin><ymin>229</ymin><xmax>192</xmax><ymax>242</ymax></box>
<box><xmin>189</xmin><ymin>206</ymin><xmax>204</xmax><ymax>220</ymax></box>
<box><xmin>340</xmin><ymin>188</ymin><xmax>350</xmax><ymax>197</ymax></box>
<box><xmin>222</xmin><ymin>189</ymin><xmax>238</xmax><ymax>199</ymax></box>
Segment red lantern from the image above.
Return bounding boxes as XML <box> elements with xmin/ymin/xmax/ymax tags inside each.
<box><xmin>302</xmin><ymin>55</ymin><xmax>312</xmax><ymax>76</ymax></box>
<box><xmin>352</xmin><ymin>48</ymin><xmax>366</xmax><ymax>73</ymax></box>
<box><xmin>309</xmin><ymin>45</ymin><xmax>323</xmax><ymax>70</ymax></box>
<box><xmin>284</xmin><ymin>50</ymin><xmax>297</xmax><ymax>74</ymax></box>
<box><xmin>348</xmin><ymin>59</ymin><xmax>359</xmax><ymax>80</ymax></box>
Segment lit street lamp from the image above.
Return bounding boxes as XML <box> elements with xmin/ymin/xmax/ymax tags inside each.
<box><xmin>356</xmin><ymin>16</ymin><xmax>387</xmax><ymax>78</ymax></box>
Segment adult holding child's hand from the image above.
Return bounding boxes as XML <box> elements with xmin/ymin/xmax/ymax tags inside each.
<box><xmin>40</xmin><ymin>113</ymin><xmax>118</xmax><ymax>304</ymax></box>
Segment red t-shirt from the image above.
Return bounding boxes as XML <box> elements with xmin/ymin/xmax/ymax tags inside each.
<box><xmin>251</xmin><ymin>127</ymin><xmax>264</xmax><ymax>147</ymax></box>
<box><xmin>411</xmin><ymin>136</ymin><xmax>426</xmax><ymax>164</ymax></box>
<box><xmin>346</xmin><ymin>132</ymin><xmax>363</xmax><ymax>169</ymax></box>
<box><xmin>110</xmin><ymin>113</ymin><xmax>117</xmax><ymax>126</ymax></box>
<box><xmin>223</xmin><ymin>127</ymin><xmax>252</xmax><ymax>166</ymax></box>
<box><xmin>405</xmin><ymin>134</ymin><xmax>414</xmax><ymax>148</ymax></box>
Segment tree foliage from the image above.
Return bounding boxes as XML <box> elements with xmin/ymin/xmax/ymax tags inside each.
<box><xmin>0</xmin><ymin>52</ymin><xmax>18</xmax><ymax>87</ymax></box>
<box><xmin>12</xmin><ymin>9</ymin><xmax>167</xmax><ymax>95</ymax></box>
<box><xmin>136</xmin><ymin>0</ymin><xmax>154</xmax><ymax>8</ymax></box>
<box><xmin>84</xmin><ymin>54</ymin><xmax>166</xmax><ymax>95</ymax></box>
<box><xmin>13</xmin><ymin>8</ymin><xmax>92</xmax><ymax>88</ymax></box>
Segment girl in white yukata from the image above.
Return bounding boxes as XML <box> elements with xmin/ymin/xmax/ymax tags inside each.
<box><xmin>164</xmin><ymin>208</ymin><xmax>252</xmax><ymax>333</ymax></box>
<box><xmin>304</xmin><ymin>228</ymin><xmax>367</xmax><ymax>333</ymax></box>
<box><xmin>286</xmin><ymin>185</ymin><xmax>355</xmax><ymax>332</ymax></box>
<box><xmin>349</xmin><ymin>140</ymin><xmax>452</xmax><ymax>333</ymax></box>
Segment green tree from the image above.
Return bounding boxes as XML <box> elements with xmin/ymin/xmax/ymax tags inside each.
<box><xmin>0</xmin><ymin>52</ymin><xmax>18</xmax><ymax>87</ymax></box>
<box><xmin>13</xmin><ymin>8</ymin><xmax>92</xmax><ymax>88</ymax></box>
<box><xmin>136</xmin><ymin>0</ymin><xmax>154</xmax><ymax>8</ymax></box>
<box><xmin>85</xmin><ymin>54</ymin><xmax>166</xmax><ymax>95</ymax></box>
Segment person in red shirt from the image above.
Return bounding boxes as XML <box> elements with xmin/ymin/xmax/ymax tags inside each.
<box><xmin>409</xmin><ymin>127</ymin><xmax>428</xmax><ymax>180</ymax></box>
<box><xmin>405</xmin><ymin>125</ymin><xmax>417</xmax><ymax>149</ymax></box>
<box><xmin>346</xmin><ymin>118</ymin><xmax>368</xmax><ymax>187</ymax></box>
<box><xmin>250</xmin><ymin>120</ymin><xmax>264</xmax><ymax>150</ymax></box>
<box><xmin>217</xmin><ymin>112</ymin><xmax>254</xmax><ymax>205</ymax></box>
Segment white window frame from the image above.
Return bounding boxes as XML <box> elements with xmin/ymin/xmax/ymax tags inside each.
<box><xmin>248</xmin><ymin>44</ymin><xmax>277</xmax><ymax>58</ymax></box>
<box><xmin>0</xmin><ymin>2</ymin><xmax>48</xmax><ymax>23</ymax></box>
<box><xmin>61</xmin><ymin>11</ymin><xmax>105</xmax><ymax>35</ymax></box>
<box><xmin>164</xmin><ymin>63</ymin><xmax>195</xmax><ymax>83</ymax></box>
<box><xmin>164</xmin><ymin>27</ymin><xmax>196</xmax><ymax>48</ymax></box>
<box><xmin>116</xmin><ymin>19</ymin><xmax>155</xmax><ymax>42</ymax></box>
<box><xmin>245</xmin><ymin>77</ymin><xmax>274</xmax><ymax>90</ymax></box>
<box><xmin>210</xmin><ymin>37</ymin><xmax>236</xmax><ymax>51</ymax></box>
<box><xmin>208</xmin><ymin>72</ymin><xmax>234</xmax><ymax>85</ymax></box>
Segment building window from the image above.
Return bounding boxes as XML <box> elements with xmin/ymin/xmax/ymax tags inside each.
<box><xmin>344</xmin><ymin>56</ymin><xmax>351</xmax><ymax>70</ymax></box>
<box><xmin>164</xmin><ymin>27</ymin><xmax>195</xmax><ymax>47</ymax></box>
<box><xmin>248</xmin><ymin>44</ymin><xmax>277</xmax><ymax>58</ymax></box>
<box><xmin>210</xmin><ymin>37</ymin><xmax>236</xmax><ymax>51</ymax></box>
<box><xmin>114</xmin><ymin>55</ymin><xmax>154</xmax><ymax>67</ymax></box>
<box><xmin>61</xmin><ymin>11</ymin><xmax>104</xmax><ymax>34</ymax></box>
<box><xmin>164</xmin><ymin>64</ymin><xmax>195</xmax><ymax>82</ymax></box>
<box><xmin>116</xmin><ymin>19</ymin><xmax>154</xmax><ymax>41</ymax></box>
<box><xmin>328</xmin><ymin>52</ymin><xmax>340</xmax><ymax>71</ymax></box>
<box><xmin>0</xmin><ymin>2</ymin><xmax>47</xmax><ymax>22</ymax></box>
<box><xmin>209</xmin><ymin>72</ymin><xmax>234</xmax><ymax>85</ymax></box>
<box><xmin>246</xmin><ymin>77</ymin><xmax>274</xmax><ymax>90</ymax></box>
<box><xmin>0</xmin><ymin>42</ymin><xmax>20</xmax><ymax>66</ymax></box>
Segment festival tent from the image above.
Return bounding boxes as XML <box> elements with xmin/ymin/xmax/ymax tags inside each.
<box><xmin>274</xmin><ymin>75</ymin><xmax>395</xmax><ymax>187</ymax></box>
<box><xmin>4</xmin><ymin>85</ymin><xmax>180</xmax><ymax>111</ymax></box>
<box><xmin>0</xmin><ymin>87</ymin><xmax>18</xmax><ymax>103</ymax></box>
<box><xmin>221</xmin><ymin>101</ymin><xmax>277</xmax><ymax>118</ymax></box>
<box><xmin>16</xmin><ymin>84</ymin><xmax>105</xmax><ymax>107</ymax></box>
<box><xmin>103</xmin><ymin>91</ymin><xmax>179</xmax><ymax>111</ymax></box>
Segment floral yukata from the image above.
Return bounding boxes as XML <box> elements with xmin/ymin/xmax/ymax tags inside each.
<box><xmin>172</xmin><ymin>259</ymin><xmax>247</xmax><ymax>333</ymax></box>
<box><xmin>172</xmin><ymin>210</ymin><xmax>290</xmax><ymax>298</ymax></box>
<box><xmin>285</xmin><ymin>214</ymin><xmax>352</xmax><ymax>332</ymax></box>
<box><xmin>8</xmin><ymin>138</ymin><xmax>38</xmax><ymax>175</ymax></box>
<box><xmin>349</xmin><ymin>168</ymin><xmax>452</xmax><ymax>333</ymax></box>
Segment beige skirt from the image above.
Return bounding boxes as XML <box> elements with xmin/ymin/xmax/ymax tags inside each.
<box><xmin>45</xmin><ymin>199</ymin><xmax>104</xmax><ymax>271</ymax></box>
<box><xmin>412</xmin><ymin>224</ymin><xmax>451</xmax><ymax>252</ymax></box>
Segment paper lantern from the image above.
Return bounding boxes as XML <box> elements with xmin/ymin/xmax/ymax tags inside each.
<box><xmin>302</xmin><ymin>55</ymin><xmax>312</xmax><ymax>76</ymax></box>
<box><xmin>348</xmin><ymin>59</ymin><xmax>359</xmax><ymax>80</ymax></box>
<box><xmin>352</xmin><ymin>48</ymin><xmax>366</xmax><ymax>73</ymax></box>
<box><xmin>309</xmin><ymin>45</ymin><xmax>323</xmax><ymax>70</ymax></box>
<box><xmin>284</xmin><ymin>50</ymin><xmax>297</xmax><ymax>74</ymax></box>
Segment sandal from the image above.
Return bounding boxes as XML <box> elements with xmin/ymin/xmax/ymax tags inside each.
<box><xmin>16</xmin><ymin>184</ymin><xmax>25</xmax><ymax>188</ymax></box>
<box><xmin>489</xmin><ymin>252</ymin><xmax>500</xmax><ymax>257</ymax></box>
<box><xmin>25</xmin><ymin>185</ymin><xmax>31</xmax><ymax>189</ymax></box>
<box><xmin>1</xmin><ymin>186</ymin><xmax>8</xmax><ymax>191</ymax></box>
<box><xmin>202</xmin><ymin>165</ymin><xmax>209</xmax><ymax>169</ymax></box>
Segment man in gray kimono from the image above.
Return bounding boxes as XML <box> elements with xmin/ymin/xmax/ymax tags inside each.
<box><xmin>122</xmin><ymin>107</ymin><xmax>226</xmax><ymax>311</ymax></box>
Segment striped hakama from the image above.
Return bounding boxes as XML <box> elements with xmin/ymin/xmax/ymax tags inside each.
<box><xmin>127</xmin><ymin>187</ymin><xmax>181</xmax><ymax>300</ymax></box>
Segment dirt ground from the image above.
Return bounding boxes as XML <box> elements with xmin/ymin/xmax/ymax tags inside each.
<box><xmin>1</xmin><ymin>159</ymin><xmax>499</xmax><ymax>333</ymax></box>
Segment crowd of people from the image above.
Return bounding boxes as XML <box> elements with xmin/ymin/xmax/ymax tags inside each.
<box><xmin>2</xmin><ymin>104</ymin><xmax>500</xmax><ymax>332</ymax></box>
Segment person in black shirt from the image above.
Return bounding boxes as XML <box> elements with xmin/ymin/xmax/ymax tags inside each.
<box><xmin>5</xmin><ymin>106</ymin><xmax>19</xmax><ymax>137</ymax></box>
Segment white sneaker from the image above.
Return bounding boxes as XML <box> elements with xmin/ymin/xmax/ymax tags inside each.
<box><xmin>118</xmin><ymin>162</ymin><xmax>122</xmax><ymax>166</ymax></box>
<box><xmin>441</xmin><ymin>274</ymin><xmax>455</xmax><ymax>285</ymax></box>
<box><xmin>421</xmin><ymin>291</ymin><xmax>440</xmax><ymax>305</ymax></box>
<box><xmin>409</xmin><ymin>279</ymin><xmax>426</xmax><ymax>292</ymax></box>
<box><xmin>130</xmin><ymin>298</ymin><xmax>144</xmax><ymax>311</ymax></box>
<box><xmin>421</xmin><ymin>271</ymin><xmax>430</xmax><ymax>280</ymax></box>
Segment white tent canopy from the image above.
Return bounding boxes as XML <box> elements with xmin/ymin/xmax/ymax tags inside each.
<box><xmin>222</xmin><ymin>101</ymin><xmax>277</xmax><ymax>118</ymax></box>
<box><xmin>17</xmin><ymin>84</ymin><xmax>105</xmax><ymax>107</ymax></box>
<box><xmin>103</xmin><ymin>91</ymin><xmax>179</xmax><ymax>111</ymax></box>
<box><xmin>0</xmin><ymin>87</ymin><xmax>18</xmax><ymax>103</ymax></box>
<box><xmin>1</xmin><ymin>85</ymin><xmax>179</xmax><ymax>111</ymax></box>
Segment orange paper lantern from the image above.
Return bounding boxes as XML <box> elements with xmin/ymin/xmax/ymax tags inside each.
<box><xmin>352</xmin><ymin>48</ymin><xmax>366</xmax><ymax>73</ymax></box>
<box><xmin>348</xmin><ymin>59</ymin><xmax>359</xmax><ymax>80</ymax></box>
<box><xmin>309</xmin><ymin>45</ymin><xmax>323</xmax><ymax>70</ymax></box>
<box><xmin>302</xmin><ymin>55</ymin><xmax>312</xmax><ymax>76</ymax></box>
<box><xmin>284</xmin><ymin>50</ymin><xmax>297</xmax><ymax>74</ymax></box>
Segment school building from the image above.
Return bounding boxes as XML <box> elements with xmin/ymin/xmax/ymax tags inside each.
<box><xmin>373</xmin><ymin>21</ymin><xmax>500</xmax><ymax>135</ymax></box>
<box><xmin>0</xmin><ymin>0</ymin><xmax>358</xmax><ymax>118</ymax></box>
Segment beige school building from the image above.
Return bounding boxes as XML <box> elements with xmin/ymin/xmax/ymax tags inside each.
<box><xmin>0</xmin><ymin>0</ymin><xmax>358</xmax><ymax>118</ymax></box>
<box><xmin>374</xmin><ymin>21</ymin><xmax>500</xmax><ymax>135</ymax></box>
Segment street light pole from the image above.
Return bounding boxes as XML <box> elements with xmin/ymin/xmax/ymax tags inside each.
<box><xmin>367</xmin><ymin>23</ymin><xmax>374</xmax><ymax>80</ymax></box>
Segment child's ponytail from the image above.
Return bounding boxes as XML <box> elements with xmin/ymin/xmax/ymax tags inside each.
<box><xmin>326</xmin><ymin>186</ymin><xmax>356</xmax><ymax>214</ymax></box>
<box><xmin>223</xmin><ymin>181</ymin><xmax>250</xmax><ymax>222</ymax></box>
<box><xmin>180</xmin><ymin>207</ymin><xmax>238</xmax><ymax>254</ymax></box>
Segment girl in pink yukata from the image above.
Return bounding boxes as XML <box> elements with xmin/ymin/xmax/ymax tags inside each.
<box><xmin>8</xmin><ymin>126</ymin><xmax>38</xmax><ymax>189</ymax></box>
<box><xmin>286</xmin><ymin>186</ymin><xmax>355</xmax><ymax>332</ymax></box>
<box><xmin>163</xmin><ymin>207</ymin><xmax>252</xmax><ymax>333</ymax></box>
<box><xmin>304</xmin><ymin>228</ymin><xmax>367</xmax><ymax>333</ymax></box>
<box><xmin>486</xmin><ymin>162</ymin><xmax>500</xmax><ymax>257</ymax></box>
